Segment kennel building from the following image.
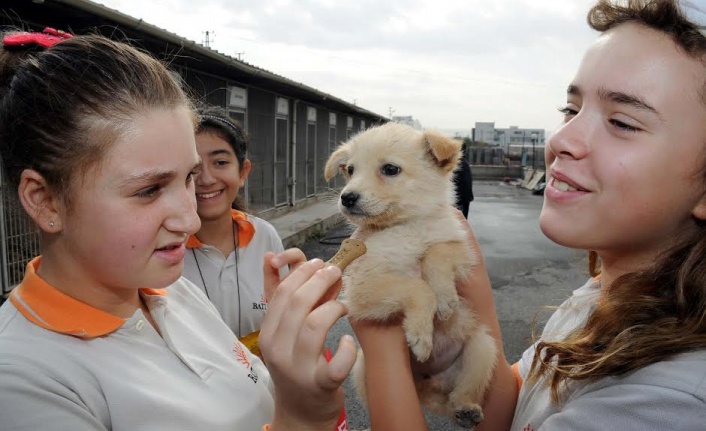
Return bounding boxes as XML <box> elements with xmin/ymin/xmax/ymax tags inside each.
<box><xmin>0</xmin><ymin>0</ymin><xmax>386</xmax><ymax>298</ymax></box>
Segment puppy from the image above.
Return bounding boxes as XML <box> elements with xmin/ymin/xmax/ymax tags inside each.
<box><xmin>324</xmin><ymin>122</ymin><xmax>497</xmax><ymax>429</ymax></box>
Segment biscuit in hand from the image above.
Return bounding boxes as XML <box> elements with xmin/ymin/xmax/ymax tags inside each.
<box><xmin>326</xmin><ymin>238</ymin><xmax>367</xmax><ymax>270</ymax></box>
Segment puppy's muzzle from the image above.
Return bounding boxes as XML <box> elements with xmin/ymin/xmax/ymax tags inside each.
<box><xmin>340</xmin><ymin>191</ymin><xmax>360</xmax><ymax>209</ymax></box>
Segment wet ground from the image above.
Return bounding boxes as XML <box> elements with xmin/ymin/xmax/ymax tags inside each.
<box><xmin>298</xmin><ymin>181</ymin><xmax>588</xmax><ymax>430</ymax></box>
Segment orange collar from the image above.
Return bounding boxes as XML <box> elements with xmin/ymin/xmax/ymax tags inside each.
<box><xmin>186</xmin><ymin>209</ymin><xmax>255</xmax><ymax>249</ymax></box>
<box><xmin>9</xmin><ymin>257</ymin><xmax>166</xmax><ymax>339</ymax></box>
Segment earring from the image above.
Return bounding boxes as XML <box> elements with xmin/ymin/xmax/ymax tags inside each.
<box><xmin>48</xmin><ymin>221</ymin><xmax>55</xmax><ymax>227</ymax></box>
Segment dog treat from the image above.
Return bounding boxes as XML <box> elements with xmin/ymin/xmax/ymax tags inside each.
<box><xmin>326</xmin><ymin>238</ymin><xmax>367</xmax><ymax>270</ymax></box>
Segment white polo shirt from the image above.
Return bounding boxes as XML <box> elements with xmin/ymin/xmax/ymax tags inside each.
<box><xmin>0</xmin><ymin>257</ymin><xmax>274</xmax><ymax>430</ymax></box>
<box><xmin>182</xmin><ymin>210</ymin><xmax>286</xmax><ymax>338</ymax></box>
<box><xmin>512</xmin><ymin>278</ymin><xmax>706</xmax><ymax>431</ymax></box>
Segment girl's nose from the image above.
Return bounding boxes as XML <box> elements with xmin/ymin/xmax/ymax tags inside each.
<box><xmin>167</xmin><ymin>182</ymin><xmax>201</xmax><ymax>235</ymax></box>
<box><xmin>196</xmin><ymin>163</ymin><xmax>215</xmax><ymax>186</ymax></box>
<box><xmin>546</xmin><ymin>113</ymin><xmax>594</xmax><ymax>162</ymax></box>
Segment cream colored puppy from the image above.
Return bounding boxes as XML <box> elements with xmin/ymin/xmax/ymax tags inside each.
<box><xmin>324</xmin><ymin>122</ymin><xmax>497</xmax><ymax>429</ymax></box>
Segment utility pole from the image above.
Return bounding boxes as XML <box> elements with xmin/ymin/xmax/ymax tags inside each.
<box><xmin>202</xmin><ymin>30</ymin><xmax>215</xmax><ymax>48</ymax></box>
<box><xmin>235</xmin><ymin>52</ymin><xmax>244</xmax><ymax>60</ymax></box>
<box><xmin>388</xmin><ymin>107</ymin><xmax>395</xmax><ymax>119</ymax></box>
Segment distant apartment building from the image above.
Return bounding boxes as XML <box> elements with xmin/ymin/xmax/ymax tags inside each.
<box><xmin>471</xmin><ymin>122</ymin><xmax>546</xmax><ymax>169</ymax></box>
<box><xmin>472</xmin><ymin>122</ymin><xmax>545</xmax><ymax>150</ymax></box>
<box><xmin>392</xmin><ymin>115</ymin><xmax>423</xmax><ymax>130</ymax></box>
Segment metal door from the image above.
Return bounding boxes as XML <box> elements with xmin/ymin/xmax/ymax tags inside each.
<box><xmin>274</xmin><ymin>117</ymin><xmax>288</xmax><ymax>206</ymax></box>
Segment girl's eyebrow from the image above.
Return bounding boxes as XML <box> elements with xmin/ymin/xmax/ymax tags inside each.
<box><xmin>208</xmin><ymin>149</ymin><xmax>234</xmax><ymax>157</ymax></box>
<box><xmin>597</xmin><ymin>87</ymin><xmax>660</xmax><ymax>116</ymax></box>
<box><xmin>118</xmin><ymin>170</ymin><xmax>175</xmax><ymax>187</ymax></box>
<box><xmin>568</xmin><ymin>84</ymin><xmax>663</xmax><ymax>120</ymax></box>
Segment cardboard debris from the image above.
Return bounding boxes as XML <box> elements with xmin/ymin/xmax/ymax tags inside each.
<box><xmin>524</xmin><ymin>169</ymin><xmax>545</xmax><ymax>190</ymax></box>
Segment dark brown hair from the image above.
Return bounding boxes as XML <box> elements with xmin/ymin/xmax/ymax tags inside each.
<box><xmin>527</xmin><ymin>0</ymin><xmax>706</xmax><ymax>403</ymax></box>
<box><xmin>195</xmin><ymin>105</ymin><xmax>249</xmax><ymax>211</ymax></box>
<box><xmin>0</xmin><ymin>32</ymin><xmax>193</xmax><ymax>208</ymax></box>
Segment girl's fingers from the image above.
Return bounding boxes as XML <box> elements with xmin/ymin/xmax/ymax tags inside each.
<box><xmin>263</xmin><ymin>252</ymin><xmax>280</xmax><ymax>302</ymax></box>
<box><xmin>264</xmin><ymin>248</ymin><xmax>308</xmax><ymax>301</ymax></box>
<box><xmin>261</xmin><ymin>259</ymin><xmax>326</xmax><ymax>342</ymax></box>
<box><xmin>272</xmin><ymin>248</ymin><xmax>308</xmax><ymax>271</ymax></box>
<box><xmin>274</xmin><ymin>265</ymin><xmax>341</xmax><ymax>342</ymax></box>
<box><xmin>293</xmin><ymin>299</ymin><xmax>348</xmax><ymax>362</ymax></box>
<box><xmin>317</xmin><ymin>334</ymin><xmax>357</xmax><ymax>389</ymax></box>
<box><xmin>317</xmin><ymin>278</ymin><xmax>343</xmax><ymax>307</ymax></box>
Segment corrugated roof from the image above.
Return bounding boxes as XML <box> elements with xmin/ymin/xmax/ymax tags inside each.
<box><xmin>52</xmin><ymin>0</ymin><xmax>386</xmax><ymax>120</ymax></box>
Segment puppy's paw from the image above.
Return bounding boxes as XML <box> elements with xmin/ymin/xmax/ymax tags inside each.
<box><xmin>436</xmin><ymin>294</ymin><xmax>459</xmax><ymax>321</ymax></box>
<box><xmin>406</xmin><ymin>330</ymin><xmax>433</xmax><ymax>362</ymax></box>
<box><xmin>454</xmin><ymin>406</ymin><xmax>484</xmax><ymax>429</ymax></box>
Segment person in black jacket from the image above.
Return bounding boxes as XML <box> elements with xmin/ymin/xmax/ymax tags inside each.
<box><xmin>453</xmin><ymin>147</ymin><xmax>474</xmax><ymax>218</ymax></box>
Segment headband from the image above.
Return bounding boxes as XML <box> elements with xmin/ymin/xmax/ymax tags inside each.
<box><xmin>2</xmin><ymin>27</ymin><xmax>73</xmax><ymax>49</ymax></box>
<box><xmin>199</xmin><ymin>114</ymin><xmax>248</xmax><ymax>156</ymax></box>
<box><xmin>200</xmin><ymin>114</ymin><xmax>241</xmax><ymax>136</ymax></box>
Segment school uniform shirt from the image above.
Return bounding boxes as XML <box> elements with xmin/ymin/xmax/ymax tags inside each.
<box><xmin>511</xmin><ymin>278</ymin><xmax>706</xmax><ymax>431</ymax></box>
<box><xmin>0</xmin><ymin>257</ymin><xmax>274</xmax><ymax>431</ymax></box>
<box><xmin>182</xmin><ymin>210</ymin><xmax>286</xmax><ymax>338</ymax></box>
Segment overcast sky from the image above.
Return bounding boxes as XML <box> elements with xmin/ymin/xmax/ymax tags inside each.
<box><xmin>97</xmin><ymin>0</ymin><xmax>602</xmax><ymax>135</ymax></box>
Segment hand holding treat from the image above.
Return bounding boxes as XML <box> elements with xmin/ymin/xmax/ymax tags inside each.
<box><xmin>326</xmin><ymin>238</ymin><xmax>367</xmax><ymax>271</ymax></box>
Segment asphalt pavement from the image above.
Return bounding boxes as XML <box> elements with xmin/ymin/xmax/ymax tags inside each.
<box><xmin>298</xmin><ymin>181</ymin><xmax>588</xmax><ymax>430</ymax></box>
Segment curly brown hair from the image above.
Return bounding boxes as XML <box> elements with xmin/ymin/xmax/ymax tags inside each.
<box><xmin>527</xmin><ymin>0</ymin><xmax>706</xmax><ymax>403</ymax></box>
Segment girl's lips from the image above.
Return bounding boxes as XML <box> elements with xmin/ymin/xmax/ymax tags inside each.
<box><xmin>550</xmin><ymin>170</ymin><xmax>588</xmax><ymax>191</ymax></box>
<box><xmin>154</xmin><ymin>243</ymin><xmax>186</xmax><ymax>264</ymax></box>
<box><xmin>196</xmin><ymin>189</ymin><xmax>223</xmax><ymax>200</ymax></box>
<box><xmin>545</xmin><ymin>177</ymin><xmax>590</xmax><ymax>202</ymax></box>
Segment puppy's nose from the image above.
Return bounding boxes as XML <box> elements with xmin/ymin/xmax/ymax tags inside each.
<box><xmin>340</xmin><ymin>192</ymin><xmax>359</xmax><ymax>208</ymax></box>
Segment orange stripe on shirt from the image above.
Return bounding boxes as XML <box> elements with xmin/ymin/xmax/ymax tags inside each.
<box><xmin>10</xmin><ymin>257</ymin><xmax>167</xmax><ymax>338</ymax></box>
<box><xmin>186</xmin><ymin>209</ymin><xmax>255</xmax><ymax>249</ymax></box>
<box><xmin>512</xmin><ymin>361</ymin><xmax>523</xmax><ymax>392</ymax></box>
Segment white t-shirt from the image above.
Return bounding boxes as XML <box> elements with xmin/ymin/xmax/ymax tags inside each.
<box><xmin>0</xmin><ymin>257</ymin><xmax>274</xmax><ymax>430</ymax></box>
<box><xmin>512</xmin><ymin>278</ymin><xmax>706</xmax><ymax>431</ymax></box>
<box><xmin>182</xmin><ymin>212</ymin><xmax>286</xmax><ymax>337</ymax></box>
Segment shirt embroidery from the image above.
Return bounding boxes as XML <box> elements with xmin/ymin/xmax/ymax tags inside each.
<box><xmin>233</xmin><ymin>342</ymin><xmax>258</xmax><ymax>383</ymax></box>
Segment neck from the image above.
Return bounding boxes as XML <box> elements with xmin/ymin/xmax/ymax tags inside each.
<box><xmin>595</xmin><ymin>251</ymin><xmax>653</xmax><ymax>291</ymax></box>
<box><xmin>196</xmin><ymin>212</ymin><xmax>237</xmax><ymax>256</ymax></box>
<box><xmin>37</xmin><ymin>244</ymin><xmax>142</xmax><ymax>319</ymax></box>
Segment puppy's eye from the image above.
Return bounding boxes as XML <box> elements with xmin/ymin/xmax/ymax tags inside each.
<box><xmin>347</xmin><ymin>165</ymin><xmax>354</xmax><ymax>176</ymax></box>
<box><xmin>381</xmin><ymin>164</ymin><xmax>401</xmax><ymax>176</ymax></box>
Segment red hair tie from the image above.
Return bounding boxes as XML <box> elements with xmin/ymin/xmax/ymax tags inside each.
<box><xmin>3</xmin><ymin>27</ymin><xmax>73</xmax><ymax>49</ymax></box>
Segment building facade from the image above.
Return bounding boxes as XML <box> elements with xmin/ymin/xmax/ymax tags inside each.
<box><xmin>472</xmin><ymin>122</ymin><xmax>546</xmax><ymax>167</ymax></box>
<box><xmin>472</xmin><ymin>122</ymin><xmax>545</xmax><ymax>149</ymax></box>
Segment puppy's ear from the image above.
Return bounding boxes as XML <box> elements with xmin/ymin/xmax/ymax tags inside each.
<box><xmin>423</xmin><ymin>130</ymin><xmax>461</xmax><ymax>173</ymax></box>
<box><xmin>324</xmin><ymin>143</ymin><xmax>350</xmax><ymax>181</ymax></box>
